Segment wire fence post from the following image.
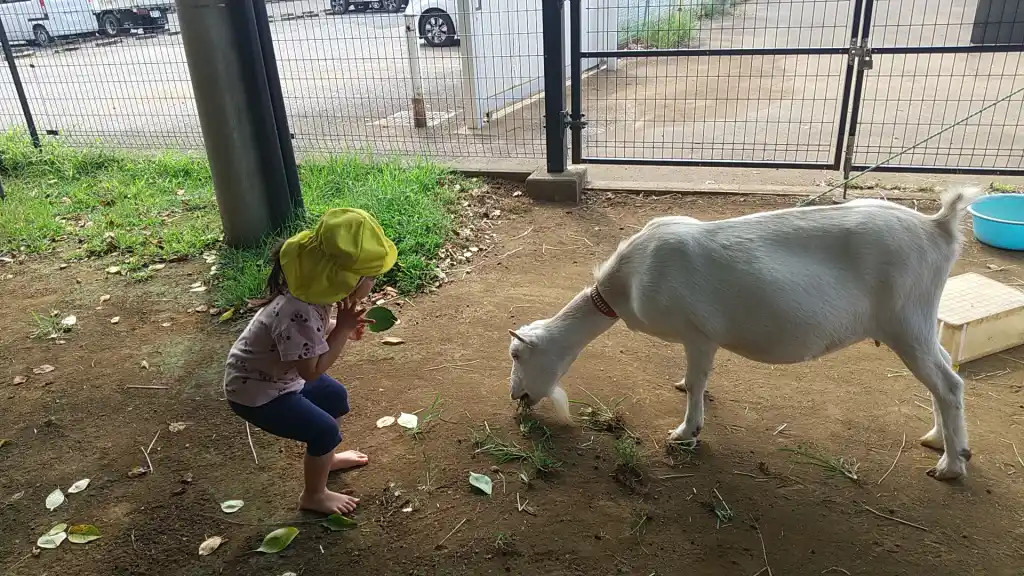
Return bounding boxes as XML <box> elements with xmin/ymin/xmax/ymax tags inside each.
<box><xmin>542</xmin><ymin>0</ymin><xmax>567</xmax><ymax>173</ymax></box>
<box><xmin>404</xmin><ymin>12</ymin><xmax>427</xmax><ymax>129</ymax></box>
<box><xmin>0</xmin><ymin>16</ymin><xmax>40</xmax><ymax>148</ymax></box>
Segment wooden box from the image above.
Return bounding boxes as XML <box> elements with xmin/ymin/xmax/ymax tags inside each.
<box><xmin>938</xmin><ymin>272</ymin><xmax>1024</xmax><ymax>365</ymax></box>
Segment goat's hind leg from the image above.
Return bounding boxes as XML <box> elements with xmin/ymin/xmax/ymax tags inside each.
<box><xmin>669</xmin><ymin>339</ymin><xmax>717</xmax><ymax>442</ymax></box>
<box><xmin>919</xmin><ymin>346</ymin><xmax>952</xmax><ymax>452</ymax></box>
<box><xmin>890</xmin><ymin>334</ymin><xmax>970</xmax><ymax>480</ymax></box>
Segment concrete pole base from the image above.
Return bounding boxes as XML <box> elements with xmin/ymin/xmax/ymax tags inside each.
<box><xmin>525</xmin><ymin>165</ymin><xmax>587</xmax><ymax>203</ymax></box>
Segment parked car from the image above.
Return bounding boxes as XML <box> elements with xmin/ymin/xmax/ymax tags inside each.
<box><xmin>331</xmin><ymin>0</ymin><xmax>408</xmax><ymax>13</ymax></box>
<box><xmin>405</xmin><ymin>0</ymin><xmax>457</xmax><ymax>47</ymax></box>
<box><xmin>0</xmin><ymin>0</ymin><xmax>96</xmax><ymax>46</ymax></box>
<box><xmin>92</xmin><ymin>0</ymin><xmax>171</xmax><ymax>37</ymax></box>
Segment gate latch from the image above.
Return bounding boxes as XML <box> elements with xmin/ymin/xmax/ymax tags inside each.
<box><xmin>563</xmin><ymin>111</ymin><xmax>588</xmax><ymax>130</ymax></box>
<box><xmin>850</xmin><ymin>45</ymin><xmax>874</xmax><ymax>70</ymax></box>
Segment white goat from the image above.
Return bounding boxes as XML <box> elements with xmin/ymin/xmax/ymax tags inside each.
<box><xmin>509</xmin><ymin>190</ymin><xmax>980</xmax><ymax>481</ymax></box>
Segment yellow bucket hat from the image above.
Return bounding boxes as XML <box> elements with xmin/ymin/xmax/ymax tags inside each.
<box><xmin>279</xmin><ymin>208</ymin><xmax>397</xmax><ymax>305</ymax></box>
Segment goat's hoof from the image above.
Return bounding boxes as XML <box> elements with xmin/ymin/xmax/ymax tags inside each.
<box><xmin>926</xmin><ymin>454</ymin><xmax>965</xmax><ymax>481</ymax></box>
<box><xmin>919</xmin><ymin>429</ymin><xmax>945</xmax><ymax>452</ymax></box>
<box><xmin>673</xmin><ymin>380</ymin><xmax>687</xmax><ymax>392</ymax></box>
<box><xmin>668</xmin><ymin>424</ymin><xmax>701</xmax><ymax>442</ymax></box>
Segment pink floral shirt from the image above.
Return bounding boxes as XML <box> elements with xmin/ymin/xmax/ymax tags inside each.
<box><xmin>223</xmin><ymin>293</ymin><xmax>332</xmax><ymax>407</ymax></box>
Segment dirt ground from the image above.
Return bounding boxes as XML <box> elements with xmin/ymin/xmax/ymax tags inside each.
<box><xmin>3</xmin><ymin>189</ymin><xmax>1024</xmax><ymax>576</ymax></box>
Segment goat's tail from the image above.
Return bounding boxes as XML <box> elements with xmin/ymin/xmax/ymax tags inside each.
<box><xmin>930</xmin><ymin>185</ymin><xmax>984</xmax><ymax>237</ymax></box>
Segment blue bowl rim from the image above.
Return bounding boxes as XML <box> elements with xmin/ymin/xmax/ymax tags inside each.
<box><xmin>967</xmin><ymin>193</ymin><xmax>1024</xmax><ymax>227</ymax></box>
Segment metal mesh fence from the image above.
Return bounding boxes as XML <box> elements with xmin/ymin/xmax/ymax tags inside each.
<box><xmin>579</xmin><ymin>0</ymin><xmax>854</xmax><ymax>166</ymax></box>
<box><xmin>850</xmin><ymin>0</ymin><xmax>1024</xmax><ymax>172</ymax></box>
<box><xmin>0</xmin><ymin>0</ymin><xmax>549</xmax><ymax>159</ymax></box>
<box><xmin>0</xmin><ymin>0</ymin><xmax>1020</xmax><ymax>172</ymax></box>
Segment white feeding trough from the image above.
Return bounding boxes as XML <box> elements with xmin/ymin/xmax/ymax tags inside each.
<box><xmin>938</xmin><ymin>272</ymin><xmax>1024</xmax><ymax>365</ymax></box>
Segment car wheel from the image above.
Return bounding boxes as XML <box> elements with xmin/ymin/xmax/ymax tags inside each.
<box><xmin>369</xmin><ymin>1</ymin><xmax>383</xmax><ymax>10</ymax></box>
<box><xmin>420</xmin><ymin>11</ymin><xmax>455</xmax><ymax>47</ymax></box>
<box><xmin>383</xmin><ymin>0</ymin><xmax>401</xmax><ymax>12</ymax></box>
<box><xmin>99</xmin><ymin>13</ymin><xmax>122</xmax><ymax>37</ymax></box>
<box><xmin>32</xmin><ymin>24</ymin><xmax>53</xmax><ymax>46</ymax></box>
<box><xmin>331</xmin><ymin>0</ymin><xmax>350</xmax><ymax>12</ymax></box>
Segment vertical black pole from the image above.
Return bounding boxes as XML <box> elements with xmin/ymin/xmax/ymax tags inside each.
<box><xmin>569</xmin><ymin>0</ymin><xmax>583</xmax><ymax>165</ymax></box>
<box><xmin>0</xmin><ymin>17</ymin><xmax>40</xmax><ymax>148</ymax></box>
<box><xmin>542</xmin><ymin>0</ymin><xmax>567</xmax><ymax>173</ymax></box>
<box><xmin>251</xmin><ymin>0</ymin><xmax>302</xmax><ymax>213</ymax></box>
<box><xmin>843</xmin><ymin>0</ymin><xmax>875</xmax><ymax>196</ymax></box>
<box><xmin>832</xmin><ymin>0</ymin><xmax>864</xmax><ymax>171</ymax></box>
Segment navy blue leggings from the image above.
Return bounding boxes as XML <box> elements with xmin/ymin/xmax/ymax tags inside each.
<box><xmin>229</xmin><ymin>375</ymin><xmax>350</xmax><ymax>457</ymax></box>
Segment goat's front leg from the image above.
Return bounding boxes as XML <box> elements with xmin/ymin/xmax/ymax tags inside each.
<box><xmin>669</xmin><ymin>340</ymin><xmax>717</xmax><ymax>441</ymax></box>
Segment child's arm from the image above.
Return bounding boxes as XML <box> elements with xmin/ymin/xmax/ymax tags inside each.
<box><xmin>294</xmin><ymin>301</ymin><xmax>367</xmax><ymax>382</ymax></box>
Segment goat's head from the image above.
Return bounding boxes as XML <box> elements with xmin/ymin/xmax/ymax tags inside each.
<box><xmin>508</xmin><ymin>321</ymin><xmax>573</xmax><ymax>422</ymax></box>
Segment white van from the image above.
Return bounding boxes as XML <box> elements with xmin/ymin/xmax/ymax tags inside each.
<box><xmin>0</xmin><ymin>0</ymin><xmax>96</xmax><ymax>45</ymax></box>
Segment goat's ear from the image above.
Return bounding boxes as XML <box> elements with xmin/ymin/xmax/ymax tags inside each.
<box><xmin>508</xmin><ymin>329</ymin><xmax>532</xmax><ymax>347</ymax></box>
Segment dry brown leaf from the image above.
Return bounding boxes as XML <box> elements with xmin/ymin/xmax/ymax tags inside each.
<box><xmin>189</xmin><ymin>286</ymin><xmax>208</xmax><ymax>293</ymax></box>
<box><xmin>380</xmin><ymin>337</ymin><xmax>405</xmax><ymax>346</ymax></box>
<box><xmin>99</xmin><ymin>294</ymin><xmax>111</xmax><ymax>303</ymax></box>
<box><xmin>161</xmin><ymin>322</ymin><xmax>172</xmax><ymax>328</ymax></box>
<box><xmin>13</xmin><ymin>375</ymin><xmax>27</xmax><ymax>385</ymax></box>
<box><xmin>105</xmin><ymin>266</ymin><xmax>120</xmax><ymax>274</ymax></box>
<box><xmin>140</xmin><ymin>360</ymin><xmax>150</xmax><ymax>370</ymax></box>
<box><xmin>168</xmin><ymin>422</ymin><xmax>187</xmax><ymax>433</ymax></box>
<box><xmin>110</xmin><ymin>317</ymin><xmax>120</xmax><ymax>324</ymax></box>
<box><xmin>195</xmin><ymin>305</ymin><xmax>209</xmax><ymax>313</ymax></box>
<box><xmin>198</xmin><ymin>535</ymin><xmax>224</xmax><ymax>556</ymax></box>
<box><xmin>149</xmin><ymin>263</ymin><xmax>166</xmax><ymax>271</ymax></box>
<box><xmin>33</xmin><ymin>365</ymin><xmax>55</xmax><ymax>375</ymax></box>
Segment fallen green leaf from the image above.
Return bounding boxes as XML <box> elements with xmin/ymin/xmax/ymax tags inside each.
<box><xmin>321</xmin><ymin>514</ymin><xmax>358</xmax><ymax>531</ymax></box>
<box><xmin>469</xmin><ymin>472</ymin><xmax>493</xmax><ymax>496</ymax></box>
<box><xmin>220</xmin><ymin>499</ymin><xmax>244</xmax><ymax>514</ymax></box>
<box><xmin>218</xmin><ymin>308</ymin><xmax>235</xmax><ymax>323</ymax></box>
<box><xmin>0</xmin><ymin>439</ymin><xmax>9</xmax><ymax>449</ymax></box>
<box><xmin>68</xmin><ymin>478</ymin><xmax>90</xmax><ymax>494</ymax></box>
<box><xmin>45</xmin><ymin>488</ymin><xmax>64</xmax><ymax>511</ymax></box>
<box><xmin>255</xmin><ymin>527</ymin><xmax>298</xmax><ymax>553</ymax></box>
<box><xmin>46</xmin><ymin>523</ymin><xmax>68</xmax><ymax>536</ymax></box>
<box><xmin>68</xmin><ymin>524</ymin><xmax>102</xmax><ymax>544</ymax></box>
<box><xmin>364</xmin><ymin>306</ymin><xmax>398</xmax><ymax>333</ymax></box>
<box><xmin>37</xmin><ymin>531</ymin><xmax>67</xmax><ymax>549</ymax></box>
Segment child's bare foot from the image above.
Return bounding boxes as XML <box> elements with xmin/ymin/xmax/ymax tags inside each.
<box><xmin>299</xmin><ymin>489</ymin><xmax>359</xmax><ymax>515</ymax></box>
<box><xmin>330</xmin><ymin>450</ymin><xmax>369</xmax><ymax>471</ymax></box>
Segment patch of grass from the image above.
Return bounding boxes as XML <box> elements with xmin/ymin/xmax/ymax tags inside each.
<box><xmin>30</xmin><ymin>310</ymin><xmax>68</xmax><ymax>339</ymax></box>
<box><xmin>0</xmin><ymin>132</ymin><xmax>468</xmax><ymax>309</ymax></box>
<box><xmin>473</xmin><ymin>422</ymin><xmax>561</xmax><ymax>475</ymax></box>
<box><xmin>494</xmin><ymin>532</ymin><xmax>516</xmax><ymax>554</ymax></box>
<box><xmin>573</xmin><ymin>389</ymin><xmax>629</xmax><ymax>436</ymax></box>
<box><xmin>709</xmin><ymin>488</ymin><xmax>734</xmax><ymax>528</ymax></box>
<box><xmin>613</xmin><ymin>436</ymin><xmax>645</xmax><ymax>489</ymax></box>
<box><xmin>780</xmin><ymin>445</ymin><xmax>860</xmax><ymax>482</ymax></box>
<box><xmin>405</xmin><ymin>394</ymin><xmax>444</xmax><ymax>441</ymax></box>
<box><xmin>614</xmin><ymin>435</ymin><xmax>642</xmax><ymax>472</ymax></box>
<box><xmin>0</xmin><ymin>131</ymin><xmax>218</xmax><ymax>258</ymax></box>
<box><xmin>990</xmin><ymin>181</ymin><xmax>1021</xmax><ymax>193</ymax></box>
<box><xmin>518</xmin><ymin>415</ymin><xmax>553</xmax><ymax>446</ymax></box>
<box><xmin>621</xmin><ymin>0</ymin><xmax>738</xmax><ymax>49</ymax></box>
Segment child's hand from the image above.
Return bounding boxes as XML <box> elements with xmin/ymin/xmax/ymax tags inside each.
<box><xmin>335</xmin><ymin>298</ymin><xmax>374</xmax><ymax>339</ymax></box>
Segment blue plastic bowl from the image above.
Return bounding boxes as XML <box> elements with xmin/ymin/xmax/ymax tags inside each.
<box><xmin>968</xmin><ymin>193</ymin><xmax>1024</xmax><ymax>251</ymax></box>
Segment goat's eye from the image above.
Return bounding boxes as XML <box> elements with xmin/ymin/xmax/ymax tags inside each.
<box><xmin>510</xmin><ymin>353</ymin><xmax>519</xmax><ymax>360</ymax></box>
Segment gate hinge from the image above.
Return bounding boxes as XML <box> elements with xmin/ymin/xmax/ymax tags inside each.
<box><xmin>849</xmin><ymin>45</ymin><xmax>873</xmax><ymax>70</ymax></box>
<box><xmin>563</xmin><ymin>111</ymin><xmax>588</xmax><ymax>130</ymax></box>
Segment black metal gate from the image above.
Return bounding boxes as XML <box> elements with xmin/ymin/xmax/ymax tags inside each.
<box><xmin>558</xmin><ymin>0</ymin><xmax>1024</xmax><ymax>176</ymax></box>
